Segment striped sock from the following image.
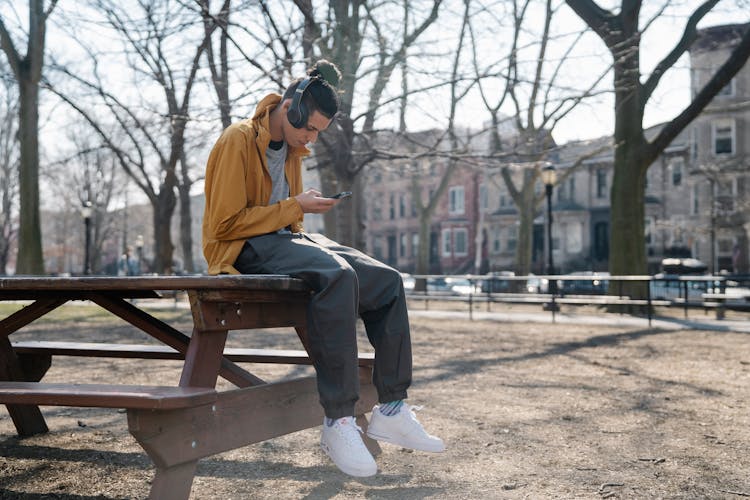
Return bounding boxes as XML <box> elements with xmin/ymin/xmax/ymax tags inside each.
<box><xmin>379</xmin><ymin>400</ymin><xmax>403</xmax><ymax>416</ymax></box>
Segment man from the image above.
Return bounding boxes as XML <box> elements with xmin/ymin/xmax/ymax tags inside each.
<box><xmin>202</xmin><ymin>60</ymin><xmax>444</xmax><ymax>477</ymax></box>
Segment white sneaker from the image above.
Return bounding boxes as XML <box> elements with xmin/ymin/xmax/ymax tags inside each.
<box><xmin>320</xmin><ymin>416</ymin><xmax>377</xmax><ymax>477</ymax></box>
<box><xmin>367</xmin><ymin>403</ymin><xmax>446</xmax><ymax>452</ymax></box>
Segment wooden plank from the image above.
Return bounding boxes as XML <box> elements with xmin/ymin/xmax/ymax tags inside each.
<box><xmin>188</xmin><ymin>292</ymin><xmax>308</xmax><ymax>332</ymax></box>
<box><xmin>179</xmin><ymin>327</ymin><xmax>236</xmax><ymax>388</ymax></box>
<box><xmin>0</xmin><ymin>275</ymin><xmax>309</xmax><ymax>292</ymax></box>
<box><xmin>128</xmin><ymin>367</ymin><xmax>378</xmax><ymax>469</ymax></box>
<box><xmin>11</xmin><ymin>341</ymin><xmax>375</xmax><ymax>366</ymax></box>
<box><xmin>0</xmin><ymin>382</ymin><xmax>217</xmax><ymax>409</ymax></box>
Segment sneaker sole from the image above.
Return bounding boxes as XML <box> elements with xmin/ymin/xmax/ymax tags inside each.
<box><xmin>365</xmin><ymin>431</ymin><xmax>446</xmax><ymax>453</ymax></box>
<box><xmin>320</xmin><ymin>442</ymin><xmax>378</xmax><ymax>477</ymax></box>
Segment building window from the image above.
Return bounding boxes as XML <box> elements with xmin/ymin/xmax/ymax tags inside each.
<box><xmin>399</xmin><ymin>233</ymin><xmax>407</xmax><ymax>257</ymax></box>
<box><xmin>671</xmin><ymin>158</ymin><xmax>683</xmax><ymax>186</ymax></box>
<box><xmin>389</xmin><ymin>194</ymin><xmax>395</xmax><ymax>219</ymax></box>
<box><xmin>567</xmin><ymin>175</ymin><xmax>576</xmax><ymax>203</ymax></box>
<box><xmin>399</xmin><ymin>196</ymin><xmax>406</xmax><ymax>218</ymax></box>
<box><xmin>371</xmin><ymin>197</ymin><xmax>382</xmax><ymax>221</ymax></box>
<box><xmin>454</xmin><ymin>228</ymin><xmax>468</xmax><ymax>256</ymax></box>
<box><xmin>566</xmin><ymin>221</ymin><xmax>583</xmax><ymax>253</ymax></box>
<box><xmin>596</xmin><ymin>169</ymin><xmax>607</xmax><ymax>198</ymax></box>
<box><xmin>506</xmin><ymin>226</ymin><xmax>517</xmax><ymax>252</ymax></box>
<box><xmin>441</xmin><ymin>229</ymin><xmax>451</xmax><ymax>257</ymax></box>
<box><xmin>479</xmin><ymin>185</ymin><xmax>488</xmax><ymax>211</ymax></box>
<box><xmin>449</xmin><ymin>186</ymin><xmax>465</xmax><ymax>215</ymax></box>
<box><xmin>716</xmin><ymin>179</ymin><xmax>735</xmax><ymax>212</ymax></box>
<box><xmin>492</xmin><ymin>227</ymin><xmax>501</xmax><ymax>254</ymax></box>
<box><xmin>717</xmin><ymin>78</ymin><xmax>735</xmax><ymax>97</ymax></box>
<box><xmin>412</xmin><ymin>233</ymin><xmax>419</xmax><ymax>257</ymax></box>
<box><xmin>712</xmin><ymin>119</ymin><xmax>735</xmax><ymax>156</ymax></box>
<box><xmin>373</xmin><ymin>236</ymin><xmax>383</xmax><ymax>261</ymax></box>
<box><xmin>691</xmin><ymin>184</ymin><xmax>699</xmax><ymax>215</ymax></box>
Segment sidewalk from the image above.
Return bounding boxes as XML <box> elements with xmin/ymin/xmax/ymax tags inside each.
<box><xmin>409</xmin><ymin>307</ymin><xmax>750</xmax><ymax>333</ymax></box>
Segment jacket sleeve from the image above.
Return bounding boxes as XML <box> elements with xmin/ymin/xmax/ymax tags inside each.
<box><xmin>204</xmin><ymin>127</ymin><xmax>303</xmax><ymax>241</ymax></box>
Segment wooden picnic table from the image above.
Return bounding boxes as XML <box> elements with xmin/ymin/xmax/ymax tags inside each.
<box><xmin>0</xmin><ymin>275</ymin><xmax>378</xmax><ymax>499</ymax></box>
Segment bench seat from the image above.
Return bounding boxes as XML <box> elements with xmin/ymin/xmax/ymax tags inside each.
<box><xmin>0</xmin><ymin>382</ymin><xmax>217</xmax><ymax>410</ymax></box>
<box><xmin>12</xmin><ymin>341</ymin><xmax>375</xmax><ymax>366</ymax></box>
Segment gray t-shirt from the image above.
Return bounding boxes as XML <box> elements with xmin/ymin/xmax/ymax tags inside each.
<box><xmin>265</xmin><ymin>141</ymin><xmax>291</xmax><ymax>234</ymax></box>
<box><xmin>266</xmin><ymin>140</ymin><xmax>289</xmax><ymax>205</ymax></box>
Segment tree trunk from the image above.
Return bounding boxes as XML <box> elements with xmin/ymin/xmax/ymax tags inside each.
<box><xmin>178</xmin><ymin>184</ymin><xmax>194</xmax><ymax>274</ymax></box>
<box><xmin>153</xmin><ymin>187</ymin><xmax>177</xmax><ymax>274</ymax></box>
<box><xmin>16</xmin><ymin>78</ymin><xmax>44</xmax><ymax>274</ymax></box>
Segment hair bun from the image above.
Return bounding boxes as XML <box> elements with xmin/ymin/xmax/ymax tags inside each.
<box><xmin>309</xmin><ymin>59</ymin><xmax>341</xmax><ymax>88</ymax></box>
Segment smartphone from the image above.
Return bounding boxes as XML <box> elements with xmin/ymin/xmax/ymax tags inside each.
<box><xmin>327</xmin><ymin>191</ymin><xmax>352</xmax><ymax>199</ymax></box>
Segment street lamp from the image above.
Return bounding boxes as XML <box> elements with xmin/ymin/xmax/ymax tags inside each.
<box><xmin>540</xmin><ymin>163</ymin><xmax>558</xmax><ymax>302</ymax></box>
<box><xmin>81</xmin><ymin>201</ymin><xmax>93</xmax><ymax>275</ymax></box>
<box><xmin>135</xmin><ymin>234</ymin><xmax>144</xmax><ymax>275</ymax></box>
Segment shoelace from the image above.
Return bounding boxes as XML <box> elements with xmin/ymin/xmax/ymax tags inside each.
<box><xmin>403</xmin><ymin>405</ymin><xmax>427</xmax><ymax>429</ymax></box>
<box><xmin>335</xmin><ymin>418</ymin><xmax>365</xmax><ymax>447</ymax></box>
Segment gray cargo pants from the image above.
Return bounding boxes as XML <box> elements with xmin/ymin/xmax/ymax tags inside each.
<box><xmin>234</xmin><ymin>232</ymin><xmax>412</xmax><ymax>419</ymax></box>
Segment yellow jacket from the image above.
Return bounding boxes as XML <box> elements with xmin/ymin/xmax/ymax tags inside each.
<box><xmin>202</xmin><ymin>94</ymin><xmax>308</xmax><ymax>275</ymax></box>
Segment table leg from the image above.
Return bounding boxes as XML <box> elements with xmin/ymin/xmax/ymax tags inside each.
<box><xmin>148</xmin><ymin>460</ymin><xmax>198</xmax><ymax>500</ymax></box>
<box><xmin>0</xmin><ymin>336</ymin><xmax>48</xmax><ymax>436</ymax></box>
<box><xmin>179</xmin><ymin>327</ymin><xmax>228</xmax><ymax>388</ymax></box>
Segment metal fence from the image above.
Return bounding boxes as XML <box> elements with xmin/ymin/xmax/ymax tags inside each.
<box><xmin>402</xmin><ymin>273</ymin><xmax>750</xmax><ymax>324</ymax></box>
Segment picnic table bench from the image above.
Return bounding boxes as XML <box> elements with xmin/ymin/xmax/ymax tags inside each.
<box><xmin>0</xmin><ymin>275</ymin><xmax>378</xmax><ymax>499</ymax></box>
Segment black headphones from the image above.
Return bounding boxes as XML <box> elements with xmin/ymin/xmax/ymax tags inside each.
<box><xmin>287</xmin><ymin>77</ymin><xmax>314</xmax><ymax>129</ymax></box>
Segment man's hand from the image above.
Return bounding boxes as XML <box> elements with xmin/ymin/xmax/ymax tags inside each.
<box><xmin>295</xmin><ymin>188</ymin><xmax>340</xmax><ymax>214</ymax></box>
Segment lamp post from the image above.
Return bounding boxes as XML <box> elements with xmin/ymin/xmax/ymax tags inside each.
<box><xmin>81</xmin><ymin>201</ymin><xmax>93</xmax><ymax>275</ymax></box>
<box><xmin>540</xmin><ymin>163</ymin><xmax>558</xmax><ymax>306</ymax></box>
<box><xmin>135</xmin><ymin>234</ymin><xmax>144</xmax><ymax>275</ymax></box>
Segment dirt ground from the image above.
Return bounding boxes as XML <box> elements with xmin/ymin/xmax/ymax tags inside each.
<box><xmin>0</xmin><ymin>302</ymin><xmax>749</xmax><ymax>499</ymax></box>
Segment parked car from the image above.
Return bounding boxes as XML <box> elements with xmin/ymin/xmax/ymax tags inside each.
<box><xmin>480</xmin><ymin>271</ymin><xmax>516</xmax><ymax>293</ymax></box>
<box><xmin>558</xmin><ymin>272</ymin><xmax>610</xmax><ymax>295</ymax></box>
<box><xmin>445</xmin><ymin>277</ymin><xmax>481</xmax><ymax>296</ymax></box>
<box><xmin>525</xmin><ymin>274</ymin><xmax>549</xmax><ymax>294</ymax></box>
<box><xmin>650</xmin><ymin>258</ymin><xmax>711</xmax><ymax>301</ymax></box>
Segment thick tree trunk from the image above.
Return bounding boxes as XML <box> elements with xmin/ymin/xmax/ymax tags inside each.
<box><xmin>16</xmin><ymin>78</ymin><xmax>44</xmax><ymax>274</ymax></box>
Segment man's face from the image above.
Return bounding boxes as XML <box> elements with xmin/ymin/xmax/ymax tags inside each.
<box><xmin>283</xmin><ymin>102</ymin><xmax>332</xmax><ymax>148</ymax></box>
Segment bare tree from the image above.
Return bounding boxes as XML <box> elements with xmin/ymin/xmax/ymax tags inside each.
<box><xmin>0</xmin><ymin>0</ymin><xmax>59</xmax><ymax>274</ymax></box>
<box><xmin>469</xmin><ymin>0</ymin><xmax>610</xmax><ymax>278</ymax></box>
<box><xmin>49</xmin><ymin>0</ymin><xmax>214</xmax><ymax>273</ymax></box>
<box><xmin>566</xmin><ymin>0</ymin><xmax>750</xmax><ymax>297</ymax></box>
<box><xmin>292</xmin><ymin>0</ymin><xmax>443</xmax><ymax>248</ymax></box>
<box><xmin>0</xmin><ymin>62</ymin><xmax>19</xmax><ymax>274</ymax></box>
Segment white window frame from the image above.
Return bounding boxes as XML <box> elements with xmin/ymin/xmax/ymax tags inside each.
<box><xmin>454</xmin><ymin>228</ymin><xmax>468</xmax><ymax>256</ymax></box>
<box><xmin>441</xmin><ymin>229</ymin><xmax>452</xmax><ymax>257</ymax></box>
<box><xmin>448</xmin><ymin>186</ymin><xmax>465</xmax><ymax>215</ymax></box>
<box><xmin>712</xmin><ymin>119</ymin><xmax>735</xmax><ymax>156</ymax></box>
<box><xmin>671</xmin><ymin>158</ymin><xmax>683</xmax><ymax>186</ymax></box>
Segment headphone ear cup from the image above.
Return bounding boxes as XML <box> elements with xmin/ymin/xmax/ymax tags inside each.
<box><xmin>287</xmin><ymin>77</ymin><xmax>312</xmax><ymax>129</ymax></box>
<box><xmin>287</xmin><ymin>105</ymin><xmax>302</xmax><ymax>128</ymax></box>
